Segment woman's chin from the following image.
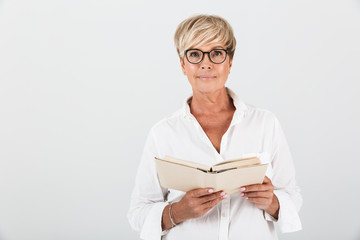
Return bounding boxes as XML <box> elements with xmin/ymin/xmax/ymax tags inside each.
<box><xmin>193</xmin><ymin>85</ymin><xmax>224</xmax><ymax>94</ymax></box>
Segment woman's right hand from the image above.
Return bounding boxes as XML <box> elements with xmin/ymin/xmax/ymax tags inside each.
<box><xmin>172</xmin><ymin>188</ymin><xmax>227</xmax><ymax>223</ymax></box>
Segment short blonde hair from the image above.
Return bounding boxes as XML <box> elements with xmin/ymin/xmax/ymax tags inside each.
<box><xmin>174</xmin><ymin>14</ymin><xmax>236</xmax><ymax>60</ymax></box>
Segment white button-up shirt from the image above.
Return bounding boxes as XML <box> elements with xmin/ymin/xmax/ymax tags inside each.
<box><xmin>128</xmin><ymin>88</ymin><xmax>302</xmax><ymax>240</ymax></box>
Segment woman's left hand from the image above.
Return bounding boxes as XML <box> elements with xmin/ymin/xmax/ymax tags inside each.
<box><xmin>240</xmin><ymin>176</ymin><xmax>279</xmax><ymax>219</ymax></box>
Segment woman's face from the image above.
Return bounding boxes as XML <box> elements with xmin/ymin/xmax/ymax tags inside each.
<box><xmin>180</xmin><ymin>41</ymin><xmax>232</xmax><ymax>94</ymax></box>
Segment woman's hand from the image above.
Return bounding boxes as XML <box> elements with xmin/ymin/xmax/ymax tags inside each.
<box><xmin>162</xmin><ymin>188</ymin><xmax>226</xmax><ymax>230</ymax></box>
<box><xmin>173</xmin><ymin>188</ymin><xmax>227</xmax><ymax>223</ymax></box>
<box><xmin>240</xmin><ymin>176</ymin><xmax>279</xmax><ymax>219</ymax></box>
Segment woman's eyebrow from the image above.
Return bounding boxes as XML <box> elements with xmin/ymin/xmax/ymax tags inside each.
<box><xmin>211</xmin><ymin>46</ymin><xmax>225</xmax><ymax>49</ymax></box>
<box><xmin>190</xmin><ymin>46</ymin><xmax>225</xmax><ymax>51</ymax></box>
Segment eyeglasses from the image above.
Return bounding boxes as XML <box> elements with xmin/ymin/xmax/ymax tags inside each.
<box><xmin>184</xmin><ymin>49</ymin><xmax>228</xmax><ymax>64</ymax></box>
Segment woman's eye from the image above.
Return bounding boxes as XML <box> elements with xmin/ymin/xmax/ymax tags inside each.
<box><xmin>190</xmin><ymin>52</ymin><xmax>200</xmax><ymax>57</ymax></box>
<box><xmin>213</xmin><ymin>51</ymin><xmax>223</xmax><ymax>56</ymax></box>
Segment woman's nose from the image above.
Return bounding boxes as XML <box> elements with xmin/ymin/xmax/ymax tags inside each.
<box><xmin>200</xmin><ymin>53</ymin><xmax>212</xmax><ymax>69</ymax></box>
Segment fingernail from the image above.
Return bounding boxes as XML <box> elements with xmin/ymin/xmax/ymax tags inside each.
<box><xmin>240</xmin><ymin>187</ymin><xmax>246</xmax><ymax>192</ymax></box>
<box><xmin>222</xmin><ymin>194</ymin><xmax>228</xmax><ymax>198</ymax></box>
<box><xmin>220</xmin><ymin>192</ymin><xmax>225</xmax><ymax>196</ymax></box>
<box><xmin>240</xmin><ymin>193</ymin><xmax>244</xmax><ymax>197</ymax></box>
<box><xmin>208</xmin><ymin>189</ymin><xmax>214</xmax><ymax>193</ymax></box>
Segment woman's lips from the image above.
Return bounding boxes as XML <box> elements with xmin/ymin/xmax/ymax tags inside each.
<box><xmin>197</xmin><ymin>75</ymin><xmax>216</xmax><ymax>79</ymax></box>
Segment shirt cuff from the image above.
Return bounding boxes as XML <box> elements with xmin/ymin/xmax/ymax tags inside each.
<box><xmin>140</xmin><ymin>202</ymin><xmax>169</xmax><ymax>240</ymax></box>
<box><xmin>263</xmin><ymin>210</ymin><xmax>278</xmax><ymax>222</ymax></box>
<box><xmin>273</xmin><ymin>190</ymin><xmax>302</xmax><ymax>232</ymax></box>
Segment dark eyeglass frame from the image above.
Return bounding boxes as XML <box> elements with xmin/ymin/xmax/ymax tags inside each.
<box><xmin>184</xmin><ymin>48</ymin><xmax>228</xmax><ymax>64</ymax></box>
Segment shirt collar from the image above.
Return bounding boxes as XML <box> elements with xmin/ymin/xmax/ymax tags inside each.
<box><xmin>182</xmin><ymin>87</ymin><xmax>248</xmax><ymax>122</ymax></box>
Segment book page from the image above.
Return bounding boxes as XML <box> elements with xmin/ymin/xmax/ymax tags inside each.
<box><xmin>211</xmin><ymin>164</ymin><xmax>268</xmax><ymax>194</ymax></box>
<box><xmin>158</xmin><ymin>155</ymin><xmax>211</xmax><ymax>172</ymax></box>
<box><xmin>211</xmin><ymin>157</ymin><xmax>260</xmax><ymax>172</ymax></box>
<box><xmin>155</xmin><ymin>157</ymin><xmax>212</xmax><ymax>192</ymax></box>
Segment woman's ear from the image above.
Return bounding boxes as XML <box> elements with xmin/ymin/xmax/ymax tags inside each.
<box><xmin>180</xmin><ymin>58</ymin><xmax>186</xmax><ymax>75</ymax></box>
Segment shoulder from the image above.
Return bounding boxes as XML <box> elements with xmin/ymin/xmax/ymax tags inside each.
<box><xmin>241</xmin><ymin>104</ymin><xmax>285</xmax><ymax>143</ymax></box>
<box><xmin>228</xmin><ymin>87</ymin><xmax>279</xmax><ymax>125</ymax></box>
<box><xmin>244</xmin><ymin>103</ymin><xmax>280</xmax><ymax>125</ymax></box>
<box><xmin>148</xmin><ymin>108</ymin><xmax>185</xmax><ymax>136</ymax></box>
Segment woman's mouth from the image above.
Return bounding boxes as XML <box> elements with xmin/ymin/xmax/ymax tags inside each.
<box><xmin>197</xmin><ymin>75</ymin><xmax>216</xmax><ymax>80</ymax></box>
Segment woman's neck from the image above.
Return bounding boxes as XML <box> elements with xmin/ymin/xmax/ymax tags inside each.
<box><xmin>189</xmin><ymin>87</ymin><xmax>235</xmax><ymax>116</ymax></box>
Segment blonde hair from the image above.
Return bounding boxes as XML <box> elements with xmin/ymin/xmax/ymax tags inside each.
<box><xmin>174</xmin><ymin>14</ymin><xmax>236</xmax><ymax>60</ymax></box>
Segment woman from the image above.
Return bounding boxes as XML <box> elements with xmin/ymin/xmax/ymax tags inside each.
<box><xmin>128</xmin><ymin>15</ymin><xmax>302</xmax><ymax>240</ymax></box>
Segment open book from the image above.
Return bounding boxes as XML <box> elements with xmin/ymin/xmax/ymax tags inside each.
<box><xmin>155</xmin><ymin>155</ymin><xmax>268</xmax><ymax>194</ymax></box>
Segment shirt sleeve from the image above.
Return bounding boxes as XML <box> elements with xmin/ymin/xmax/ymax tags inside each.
<box><xmin>266</xmin><ymin>116</ymin><xmax>303</xmax><ymax>232</ymax></box>
<box><xmin>127</xmin><ymin>127</ymin><xmax>169</xmax><ymax>240</ymax></box>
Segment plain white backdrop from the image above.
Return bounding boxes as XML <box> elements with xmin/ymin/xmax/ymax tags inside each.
<box><xmin>0</xmin><ymin>0</ymin><xmax>360</xmax><ymax>239</ymax></box>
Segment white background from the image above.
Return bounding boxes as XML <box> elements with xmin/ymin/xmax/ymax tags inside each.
<box><xmin>1</xmin><ymin>0</ymin><xmax>360</xmax><ymax>239</ymax></box>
